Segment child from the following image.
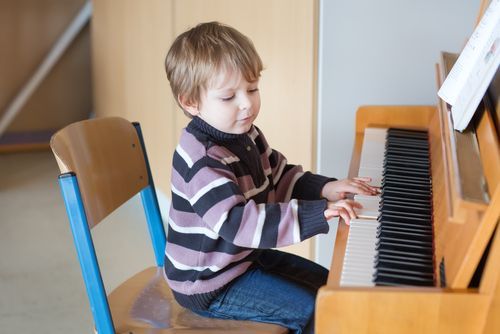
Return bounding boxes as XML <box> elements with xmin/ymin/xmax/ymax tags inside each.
<box><xmin>163</xmin><ymin>21</ymin><xmax>378</xmax><ymax>334</ymax></box>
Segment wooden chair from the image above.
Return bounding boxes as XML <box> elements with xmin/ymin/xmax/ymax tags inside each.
<box><xmin>51</xmin><ymin>117</ymin><xmax>288</xmax><ymax>334</ymax></box>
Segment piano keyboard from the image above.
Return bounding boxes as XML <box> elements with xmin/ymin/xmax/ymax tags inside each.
<box><xmin>340</xmin><ymin>128</ymin><xmax>435</xmax><ymax>287</ymax></box>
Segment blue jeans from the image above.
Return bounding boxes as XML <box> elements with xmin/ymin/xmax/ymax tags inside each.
<box><xmin>194</xmin><ymin>249</ymin><xmax>329</xmax><ymax>334</ymax></box>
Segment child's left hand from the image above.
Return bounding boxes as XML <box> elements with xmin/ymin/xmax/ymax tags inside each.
<box><xmin>321</xmin><ymin>177</ymin><xmax>379</xmax><ymax>202</ymax></box>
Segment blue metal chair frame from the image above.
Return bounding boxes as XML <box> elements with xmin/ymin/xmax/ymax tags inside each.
<box><xmin>57</xmin><ymin>122</ymin><xmax>166</xmax><ymax>334</ymax></box>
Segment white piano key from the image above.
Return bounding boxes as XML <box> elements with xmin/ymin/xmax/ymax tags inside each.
<box><xmin>354</xmin><ymin>195</ymin><xmax>381</xmax><ymax>219</ymax></box>
<box><xmin>354</xmin><ymin>209</ymin><xmax>379</xmax><ymax>219</ymax></box>
<box><xmin>360</xmin><ymin>153</ymin><xmax>384</xmax><ymax>169</ymax></box>
<box><xmin>357</xmin><ymin>167</ymin><xmax>383</xmax><ymax>187</ymax></box>
<box><xmin>359</xmin><ymin>142</ymin><xmax>385</xmax><ymax>168</ymax></box>
<box><xmin>354</xmin><ymin>195</ymin><xmax>381</xmax><ymax>209</ymax></box>
<box><xmin>341</xmin><ymin>129</ymin><xmax>385</xmax><ymax>287</ymax></box>
<box><xmin>363</xmin><ymin>128</ymin><xmax>388</xmax><ymax>141</ymax></box>
<box><xmin>340</xmin><ymin>219</ymin><xmax>380</xmax><ymax>287</ymax></box>
<box><xmin>359</xmin><ymin>128</ymin><xmax>387</xmax><ymax>169</ymax></box>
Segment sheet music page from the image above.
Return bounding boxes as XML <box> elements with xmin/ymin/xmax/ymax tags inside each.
<box><xmin>437</xmin><ymin>0</ymin><xmax>500</xmax><ymax>131</ymax></box>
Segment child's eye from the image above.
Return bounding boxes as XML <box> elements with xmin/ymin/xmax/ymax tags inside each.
<box><xmin>249</xmin><ymin>88</ymin><xmax>259</xmax><ymax>93</ymax></box>
<box><xmin>221</xmin><ymin>95</ymin><xmax>235</xmax><ymax>101</ymax></box>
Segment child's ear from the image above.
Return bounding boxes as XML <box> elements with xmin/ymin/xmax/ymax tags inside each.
<box><xmin>178</xmin><ymin>95</ymin><xmax>199</xmax><ymax>117</ymax></box>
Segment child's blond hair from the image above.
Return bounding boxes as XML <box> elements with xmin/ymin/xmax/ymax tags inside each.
<box><xmin>165</xmin><ymin>22</ymin><xmax>263</xmax><ymax>116</ymax></box>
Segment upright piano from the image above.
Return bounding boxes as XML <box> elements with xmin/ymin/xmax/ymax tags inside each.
<box><xmin>316</xmin><ymin>3</ymin><xmax>500</xmax><ymax>333</ymax></box>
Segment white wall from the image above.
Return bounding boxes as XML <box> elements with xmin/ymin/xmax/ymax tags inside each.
<box><xmin>316</xmin><ymin>0</ymin><xmax>480</xmax><ymax>268</ymax></box>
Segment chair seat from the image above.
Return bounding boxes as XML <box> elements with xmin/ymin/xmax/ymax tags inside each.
<box><xmin>108</xmin><ymin>266</ymin><xmax>289</xmax><ymax>333</ymax></box>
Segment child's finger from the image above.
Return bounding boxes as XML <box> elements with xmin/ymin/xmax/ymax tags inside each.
<box><xmin>352</xmin><ymin>180</ymin><xmax>379</xmax><ymax>195</ymax></box>
<box><xmin>351</xmin><ymin>200</ymin><xmax>363</xmax><ymax>209</ymax></box>
<box><xmin>339</xmin><ymin>209</ymin><xmax>351</xmax><ymax>225</ymax></box>
<box><xmin>341</xmin><ymin>182</ymin><xmax>370</xmax><ymax>195</ymax></box>
<box><xmin>325</xmin><ymin>205</ymin><xmax>353</xmax><ymax>225</ymax></box>
<box><xmin>324</xmin><ymin>208</ymin><xmax>338</xmax><ymax>220</ymax></box>
<box><xmin>354</xmin><ymin>176</ymin><xmax>372</xmax><ymax>182</ymax></box>
<box><xmin>334</xmin><ymin>200</ymin><xmax>357</xmax><ymax>220</ymax></box>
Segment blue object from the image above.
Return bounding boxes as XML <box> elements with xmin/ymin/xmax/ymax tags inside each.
<box><xmin>193</xmin><ymin>249</ymin><xmax>328</xmax><ymax>334</ymax></box>
<box><xmin>59</xmin><ymin>173</ymin><xmax>115</xmax><ymax>333</ymax></box>
<box><xmin>55</xmin><ymin>121</ymin><xmax>166</xmax><ymax>334</ymax></box>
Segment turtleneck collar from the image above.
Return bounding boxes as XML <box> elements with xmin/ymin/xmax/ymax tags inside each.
<box><xmin>187</xmin><ymin>116</ymin><xmax>251</xmax><ymax>142</ymax></box>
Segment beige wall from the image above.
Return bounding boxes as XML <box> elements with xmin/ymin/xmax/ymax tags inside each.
<box><xmin>92</xmin><ymin>0</ymin><xmax>318</xmax><ymax>259</ymax></box>
<box><xmin>0</xmin><ymin>0</ymin><xmax>91</xmax><ymax>133</ymax></box>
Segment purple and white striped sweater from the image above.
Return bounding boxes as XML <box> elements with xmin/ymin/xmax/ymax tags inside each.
<box><xmin>164</xmin><ymin>117</ymin><xmax>334</xmax><ymax>310</ymax></box>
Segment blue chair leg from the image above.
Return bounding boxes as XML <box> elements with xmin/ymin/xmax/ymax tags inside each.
<box><xmin>58</xmin><ymin>173</ymin><xmax>115</xmax><ymax>334</ymax></box>
<box><xmin>140</xmin><ymin>186</ymin><xmax>167</xmax><ymax>267</ymax></box>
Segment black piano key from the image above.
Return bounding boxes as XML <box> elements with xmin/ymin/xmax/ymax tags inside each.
<box><xmin>384</xmin><ymin>168</ymin><xmax>430</xmax><ymax>179</ymax></box>
<box><xmin>385</xmin><ymin>143</ymin><xmax>428</xmax><ymax>150</ymax></box>
<box><xmin>383</xmin><ymin>176</ymin><xmax>430</xmax><ymax>184</ymax></box>
<box><xmin>376</xmin><ymin>241</ymin><xmax>433</xmax><ymax>256</ymax></box>
<box><xmin>382</xmin><ymin>185</ymin><xmax>431</xmax><ymax>195</ymax></box>
<box><xmin>384</xmin><ymin>168</ymin><xmax>431</xmax><ymax>177</ymax></box>
<box><xmin>377</xmin><ymin>248</ymin><xmax>432</xmax><ymax>261</ymax></box>
<box><xmin>375</xmin><ymin>258</ymin><xmax>434</xmax><ymax>274</ymax></box>
<box><xmin>385</xmin><ymin>145</ymin><xmax>429</xmax><ymax>153</ymax></box>
<box><xmin>382</xmin><ymin>174</ymin><xmax>431</xmax><ymax>185</ymax></box>
<box><xmin>378</xmin><ymin>224</ymin><xmax>433</xmax><ymax>236</ymax></box>
<box><xmin>378</xmin><ymin>220</ymin><xmax>432</xmax><ymax>232</ymax></box>
<box><xmin>380</xmin><ymin>211</ymin><xmax>432</xmax><ymax>222</ymax></box>
<box><xmin>376</xmin><ymin>239</ymin><xmax>434</xmax><ymax>254</ymax></box>
<box><xmin>380</xmin><ymin>203</ymin><xmax>432</xmax><ymax>215</ymax></box>
<box><xmin>384</xmin><ymin>163</ymin><xmax>430</xmax><ymax>172</ymax></box>
<box><xmin>381</xmin><ymin>195</ymin><xmax>431</xmax><ymax>206</ymax></box>
<box><xmin>385</xmin><ymin>144</ymin><xmax>429</xmax><ymax>152</ymax></box>
<box><xmin>381</xmin><ymin>189</ymin><xmax>431</xmax><ymax>201</ymax></box>
<box><xmin>375</xmin><ymin>265</ymin><xmax>434</xmax><ymax>279</ymax></box>
<box><xmin>386</xmin><ymin>133</ymin><xmax>428</xmax><ymax>141</ymax></box>
<box><xmin>377</xmin><ymin>238</ymin><xmax>433</xmax><ymax>252</ymax></box>
<box><xmin>385</xmin><ymin>140</ymin><xmax>429</xmax><ymax>149</ymax></box>
<box><xmin>375</xmin><ymin>274</ymin><xmax>434</xmax><ymax>287</ymax></box>
<box><xmin>385</xmin><ymin>152</ymin><xmax>429</xmax><ymax>161</ymax></box>
<box><xmin>385</xmin><ymin>152</ymin><xmax>430</xmax><ymax>162</ymax></box>
<box><xmin>380</xmin><ymin>212</ymin><xmax>432</xmax><ymax>222</ymax></box>
<box><xmin>383</xmin><ymin>160</ymin><xmax>430</xmax><ymax>171</ymax></box>
<box><xmin>387</xmin><ymin>135</ymin><xmax>428</xmax><ymax>143</ymax></box>
<box><xmin>374</xmin><ymin>272</ymin><xmax>434</xmax><ymax>286</ymax></box>
<box><xmin>377</xmin><ymin>229</ymin><xmax>433</xmax><ymax>243</ymax></box>
<box><xmin>379</xmin><ymin>219</ymin><xmax>432</xmax><ymax>231</ymax></box>
<box><xmin>380</xmin><ymin>198</ymin><xmax>431</xmax><ymax>210</ymax></box>
<box><xmin>386</xmin><ymin>140</ymin><xmax>428</xmax><ymax>147</ymax></box>
<box><xmin>384</xmin><ymin>156</ymin><xmax>430</xmax><ymax>166</ymax></box>
<box><xmin>386</xmin><ymin>136</ymin><xmax>429</xmax><ymax>143</ymax></box>
<box><xmin>376</xmin><ymin>252</ymin><xmax>434</xmax><ymax>266</ymax></box>
<box><xmin>383</xmin><ymin>167</ymin><xmax>430</xmax><ymax>179</ymax></box>
<box><xmin>386</xmin><ymin>141</ymin><xmax>428</xmax><ymax>148</ymax></box>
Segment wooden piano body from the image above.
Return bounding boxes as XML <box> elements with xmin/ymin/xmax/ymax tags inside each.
<box><xmin>316</xmin><ymin>103</ymin><xmax>500</xmax><ymax>333</ymax></box>
<box><xmin>316</xmin><ymin>2</ymin><xmax>500</xmax><ymax>330</ymax></box>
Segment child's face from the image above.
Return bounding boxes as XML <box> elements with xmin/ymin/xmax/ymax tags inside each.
<box><xmin>186</xmin><ymin>69</ymin><xmax>260</xmax><ymax>134</ymax></box>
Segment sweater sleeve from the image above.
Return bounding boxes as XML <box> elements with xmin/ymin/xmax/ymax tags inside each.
<box><xmin>175</xmin><ymin>157</ymin><xmax>329</xmax><ymax>249</ymax></box>
<box><xmin>292</xmin><ymin>171</ymin><xmax>337</xmax><ymax>200</ymax></box>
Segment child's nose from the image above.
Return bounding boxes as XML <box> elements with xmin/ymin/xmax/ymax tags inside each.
<box><xmin>239</xmin><ymin>94</ymin><xmax>252</xmax><ymax>110</ymax></box>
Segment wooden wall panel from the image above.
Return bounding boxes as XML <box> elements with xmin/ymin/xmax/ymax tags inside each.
<box><xmin>92</xmin><ymin>0</ymin><xmax>176</xmax><ymax>200</ymax></box>
<box><xmin>0</xmin><ymin>0</ymin><xmax>91</xmax><ymax>133</ymax></box>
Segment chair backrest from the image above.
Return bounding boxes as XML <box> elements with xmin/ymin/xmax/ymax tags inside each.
<box><xmin>51</xmin><ymin>117</ymin><xmax>166</xmax><ymax>334</ymax></box>
<box><xmin>51</xmin><ymin>117</ymin><xmax>149</xmax><ymax>227</ymax></box>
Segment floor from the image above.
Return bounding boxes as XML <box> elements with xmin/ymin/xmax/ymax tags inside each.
<box><xmin>0</xmin><ymin>151</ymin><xmax>155</xmax><ymax>333</ymax></box>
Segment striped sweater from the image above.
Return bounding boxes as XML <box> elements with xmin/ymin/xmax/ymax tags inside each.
<box><xmin>164</xmin><ymin>116</ymin><xmax>334</xmax><ymax>310</ymax></box>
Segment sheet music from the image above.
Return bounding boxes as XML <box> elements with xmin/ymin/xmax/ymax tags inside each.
<box><xmin>438</xmin><ymin>0</ymin><xmax>500</xmax><ymax>131</ymax></box>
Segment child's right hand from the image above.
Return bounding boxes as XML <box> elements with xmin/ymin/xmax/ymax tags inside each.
<box><xmin>324</xmin><ymin>199</ymin><xmax>362</xmax><ymax>225</ymax></box>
